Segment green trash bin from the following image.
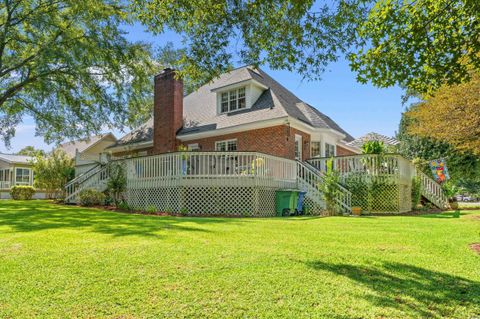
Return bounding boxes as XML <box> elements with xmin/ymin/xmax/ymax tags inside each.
<box><xmin>275</xmin><ymin>189</ymin><xmax>299</xmax><ymax>216</ymax></box>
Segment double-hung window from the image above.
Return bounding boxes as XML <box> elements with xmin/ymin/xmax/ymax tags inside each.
<box><xmin>325</xmin><ymin>143</ymin><xmax>336</xmax><ymax>158</ymax></box>
<box><xmin>215</xmin><ymin>139</ymin><xmax>237</xmax><ymax>151</ymax></box>
<box><xmin>311</xmin><ymin>141</ymin><xmax>321</xmax><ymax>158</ymax></box>
<box><xmin>15</xmin><ymin>168</ymin><xmax>31</xmax><ymax>185</ymax></box>
<box><xmin>220</xmin><ymin>87</ymin><xmax>246</xmax><ymax>113</ymax></box>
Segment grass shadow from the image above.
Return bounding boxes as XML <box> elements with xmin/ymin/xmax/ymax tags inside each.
<box><xmin>415</xmin><ymin>211</ymin><xmax>468</xmax><ymax>219</ymax></box>
<box><xmin>304</xmin><ymin>260</ymin><xmax>480</xmax><ymax>318</ymax></box>
<box><xmin>0</xmin><ymin>200</ymin><xmax>244</xmax><ymax>238</ymax></box>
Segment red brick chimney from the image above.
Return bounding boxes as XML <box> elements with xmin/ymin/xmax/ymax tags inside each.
<box><xmin>153</xmin><ymin>68</ymin><xmax>183</xmax><ymax>154</ymax></box>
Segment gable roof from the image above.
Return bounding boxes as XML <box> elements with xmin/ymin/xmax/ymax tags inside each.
<box><xmin>59</xmin><ymin>133</ymin><xmax>116</xmax><ymax>158</ymax></box>
<box><xmin>0</xmin><ymin>153</ymin><xmax>34</xmax><ymax>164</ymax></box>
<box><xmin>112</xmin><ymin>66</ymin><xmax>354</xmax><ymax>148</ymax></box>
<box><xmin>346</xmin><ymin>132</ymin><xmax>399</xmax><ymax>148</ymax></box>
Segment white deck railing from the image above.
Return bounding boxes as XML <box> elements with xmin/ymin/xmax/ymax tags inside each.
<box><xmin>66</xmin><ymin>152</ymin><xmax>299</xmax><ymax>203</ymax></box>
<box><xmin>124</xmin><ymin>151</ymin><xmax>297</xmax><ymax>189</ymax></box>
<box><xmin>308</xmin><ymin>154</ymin><xmax>406</xmax><ymax>180</ymax></box>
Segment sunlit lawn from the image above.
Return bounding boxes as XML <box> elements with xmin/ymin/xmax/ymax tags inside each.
<box><xmin>0</xmin><ymin>200</ymin><xmax>479</xmax><ymax>318</ymax></box>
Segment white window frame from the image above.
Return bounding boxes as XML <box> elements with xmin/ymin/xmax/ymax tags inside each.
<box><xmin>215</xmin><ymin>139</ymin><xmax>238</xmax><ymax>152</ymax></box>
<box><xmin>325</xmin><ymin>143</ymin><xmax>336</xmax><ymax>158</ymax></box>
<box><xmin>15</xmin><ymin>167</ymin><xmax>32</xmax><ymax>185</ymax></box>
<box><xmin>294</xmin><ymin>134</ymin><xmax>303</xmax><ymax>160</ymax></box>
<box><xmin>219</xmin><ymin>87</ymin><xmax>246</xmax><ymax>113</ymax></box>
<box><xmin>310</xmin><ymin>141</ymin><xmax>321</xmax><ymax>158</ymax></box>
<box><xmin>187</xmin><ymin>143</ymin><xmax>200</xmax><ymax>151</ymax></box>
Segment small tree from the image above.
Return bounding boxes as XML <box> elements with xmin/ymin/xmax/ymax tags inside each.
<box><xmin>318</xmin><ymin>159</ymin><xmax>341</xmax><ymax>216</ymax></box>
<box><xmin>107</xmin><ymin>162</ymin><xmax>127</xmax><ymax>206</ymax></box>
<box><xmin>362</xmin><ymin>141</ymin><xmax>385</xmax><ymax>154</ymax></box>
<box><xmin>17</xmin><ymin>146</ymin><xmax>46</xmax><ymax>157</ymax></box>
<box><xmin>32</xmin><ymin>150</ymin><xmax>74</xmax><ymax>199</ymax></box>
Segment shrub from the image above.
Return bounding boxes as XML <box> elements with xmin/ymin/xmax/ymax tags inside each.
<box><xmin>317</xmin><ymin>159</ymin><xmax>341</xmax><ymax>215</ymax></box>
<box><xmin>145</xmin><ymin>205</ymin><xmax>157</xmax><ymax>214</ymax></box>
<box><xmin>344</xmin><ymin>173</ymin><xmax>369</xmax><ymax>209</ymax></box>
<box><xmin>106</xmin><ymin>162</ymin><xmax>126</xmax><ymax>207</ymax></box>
<box><xmin>411</xmin><ymin>176</ymin><xmax>422</xmax><ymax>208</ymax></box>
<box><xmin>117</xmin><ymin>201</ymin><xmax>131</xmax><ymax>211</ymax></box>
<box><xmin>10</xmin><ymin>185</ymin><xmax>36</xmax><ymax>200</ymax></box>
<box><xmin>78</xmin><ymin>189</ymin><xmax>106</xmax><ymax>207</ymax></box>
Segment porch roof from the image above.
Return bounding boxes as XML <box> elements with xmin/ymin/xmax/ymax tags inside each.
<box><xmin>0</xmin><ymin>153</ymin><xmax>33</xmax><ymax>165</ymax></box>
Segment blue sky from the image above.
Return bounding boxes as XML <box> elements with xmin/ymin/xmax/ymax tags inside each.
<box><xmin>0</xmin><ymin>23</ymin><xmax>407</xmax><ymax>154</ymax></box>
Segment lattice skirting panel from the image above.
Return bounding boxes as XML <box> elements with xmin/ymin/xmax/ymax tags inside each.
<box><xmin>303</xmin><ymin>196</ymin><xmax>327</xmax><ymax>216</ymax></box>
<box><xmin>345</xmin><ymin>176</ymin><xmax>413</xmax><ymax>214</ymax></box>
<box><xmin>125</xmin><ymin>186</ymin><xmax>280</xmax><ymax>216</ymax></box>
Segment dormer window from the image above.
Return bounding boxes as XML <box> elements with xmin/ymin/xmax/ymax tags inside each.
<box><xmin>220</xmin><ymin>87</ymin><xmax>246</xmax><ymax>113</ymax></box>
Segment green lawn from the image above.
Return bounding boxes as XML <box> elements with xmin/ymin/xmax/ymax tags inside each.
<box><xmin>0</xmin><ymin>201</ymin><xmax>479</xmax><ymax>319</ymax></box>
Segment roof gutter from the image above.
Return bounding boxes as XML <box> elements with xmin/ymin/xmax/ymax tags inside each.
<box><xmin>177</xmin><ymin>117</ymin><xmax>288</xmax><ymax>141</ymax></box>
<box><xmin>106</xmin><ymin>140</ymin><xmax>153</xmax><ymax>153</ymax></box>
<box><xmin>288</xmin><ymin>117</ymin><xmax>347</xmax><ymax>140</ymax></box>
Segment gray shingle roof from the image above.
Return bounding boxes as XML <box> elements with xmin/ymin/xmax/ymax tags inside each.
<box><xmin>0</xmin><ymin>153</ymin><xmax>34</xmax><ymax>164</ymax></box>
<box><xmin>346</xmin><ymin>132</ymin><xmax>399</xmax><ymax>148</ymax></box>
<box><xmin>59</xmin><ymin>134</ymin><xmax>115</xmax><ymax>158</ymax></box>
<box><xmin>112</xmin><ymin>66</ymin><xmax>354</xmax><ymax>147</ymax></box>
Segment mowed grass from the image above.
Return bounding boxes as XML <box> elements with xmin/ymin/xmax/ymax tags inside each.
<box><xmin>0</xmin><ymin>201</ymin><xmax>479</xmax><ymax>319</ymax></box>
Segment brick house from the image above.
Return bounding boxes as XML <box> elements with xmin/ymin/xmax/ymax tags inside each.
<box><xmin>66</xmin><ymin>66</ymin><xmax>448</xmax><ymax>215</ymax></box>
<box><xmin>106</xmin><ymin>66</ymin><xmax>360</xmax><ymax>159</ymax></box>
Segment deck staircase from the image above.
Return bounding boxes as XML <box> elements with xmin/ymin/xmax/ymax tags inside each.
<box><xmin>417</xmin><ymin>171</ymin><xmax>449</xmax><ymax>209</ymax></box>
<box><xmin>307</xmin><ymin>154</ymin><xmax>449</xmax><ymax>210</ymax></box>
<box><xmin>296</xmin><ymin>161</ymin><xmax>352</xmax><ymax>214</ymax></box>
<box><xmin>64</xmin><ymin>164</ymin><xmax>109</xmax><ymax>204</ymax></box>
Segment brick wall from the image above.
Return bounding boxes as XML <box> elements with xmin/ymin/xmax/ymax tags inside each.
<box><xmin>336</xmin><ymin>145</ymin><xmax>358</xmax><ymax>156</ymax></box>
<box><xmin>181</xmin><ymin>124</ymin><xmax>311</xmax><ymax>161</ymax></box>
<box><xmin>112</xmin><ymin>124</ymin><xmax>312</xmax><ymax>161</ymax></box>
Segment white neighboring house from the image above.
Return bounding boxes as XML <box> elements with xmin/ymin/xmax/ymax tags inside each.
<box><xmin>58</xmin><ymin>133</ymin><xmax>117</xmax><ymax>176</ymax></box>
<box><xmin>0</xmin><ymin>153</ymin><xmax>47</xmax><ymax>199</ymax></box>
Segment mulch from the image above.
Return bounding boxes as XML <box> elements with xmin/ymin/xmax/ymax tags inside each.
<box><xmin>469</xmin><ymin>243</ymin><xmax>480</xmax><ymax>255</ymax></box>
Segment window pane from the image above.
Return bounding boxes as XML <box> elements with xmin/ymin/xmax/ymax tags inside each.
<box><xmin>216</xmin><ymin>142</ymin><xmax>226</xmax><ymax>151</ymax></box>
<box><xmin>16</xmin><ymin>168</ymin><xmax>30</xmax><ymax>184</ymax></box>
<box><xmin>221</xmin><ymin>92</ymin><xmax>229</xmax><ymax>112</ymax></box>
<box><xmin>311</xmin><ymin>142</ymin><xmax>321</xmax><ymax>157</ymax></box>
<box><xmin>325</xmin><ymin>143</ymin><xmax>335</xmax><ymax>157</ymax></box>
<box><xmin>227</xmin><ymin>140</ymin><xmax>237</xmax><ymax>151</ymax></box>
<box><xmin>238</xmin><ymin>88</ymin><xmax>246</xmax><ymax>109</ymax></box>
<box><xmin>229</xmin><ymin>90</ymin><xmax>237</xmax><ymax>111</ymax></box>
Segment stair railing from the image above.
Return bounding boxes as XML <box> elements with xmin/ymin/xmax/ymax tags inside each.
<box><xmin>297</xmin><ymin>161</ymin><xmax>352</xmax><ymax>213</ymax></box>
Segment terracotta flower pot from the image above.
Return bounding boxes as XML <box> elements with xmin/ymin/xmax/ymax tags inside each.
<box><xmin>352</xmin><ymin>206</ymin><xmax>362</xmax><ymax>216</ymax></box>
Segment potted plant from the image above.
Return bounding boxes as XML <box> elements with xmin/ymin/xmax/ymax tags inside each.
<box><xmin>178</xmin><ymin>144</ymin><xmax>189</xmax><ymax>175</ymax></box>
<box><xmin>442</xmin><ymin>181</ymin><xmax>459</xmax><ymax>210</ymax></box>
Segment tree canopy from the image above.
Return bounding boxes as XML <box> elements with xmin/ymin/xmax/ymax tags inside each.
<box><xmin>132</xmin><ymin>0</ymin><xmax>362</xmax><ymax>85</ymax></box>
<box><xmin>16</xmin><ymin>145</ymin><xmax>45</xmax><ymax>157</ymax></box>
<box><xmin>2</xmin><ymin>0</ymin><xmax>479</xmax><ymax>143</ymax></box>
<box><xmin>0</xmin><ymin>0</ymin><xmax>155</xmax><ymax>146</ymax></box>
<box><xmin>350</xmin><ymin>0</ymin><xmax>480</xmax><ymax>94</ymax></box>
<box><xmin>397</xmin><ymin>107</ymin><xmax>480</xmax><ymax>188</ymax></box>
<box><xmin>406</xmin><ymin>72</ymin><xmax>480</xmax><ymax>155</ymax></box>
<box><xmin>32</xmin><ymin>149</ymin><xmax>74</xmax><ymax>199</ymax></box>
<box><xmin>133</xmin><ymin>0</ymin><xmax>480</xmax><ymax>94</ymax></box>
